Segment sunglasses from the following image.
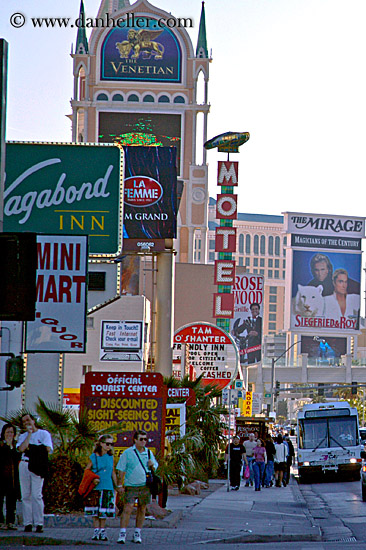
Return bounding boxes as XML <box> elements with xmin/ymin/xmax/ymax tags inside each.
<box><xmin>103</xmin><ymin>442</ymin><xmax>114</xmax><ymax>446</ymax></box>
<box><xmin>138</xmin><ymin>437</ymin><xmax>147</xmax><ymax>441</ymax></box>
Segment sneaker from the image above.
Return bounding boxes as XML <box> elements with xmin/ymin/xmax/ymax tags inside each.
<box><xmin>235</xmin><ymin>486</ymin><xmax>240</xmax><ymax>491</ymax></box>
<box><xmin>117</xmin><ymin>532</ymin><xmax>126</xmax><ymax>544</ymax></box>
<box><xmin>7</xmin><ymin>524</ymin><xmax>17</xmax><ymax>530</ymax></box>
<box><xmin>245</xmin><ymin>482</ymin><xmax>249</xmax><ymax>487</ymax></box>
<box><xmin>24</xmin><ymin>525</ymin><xmax>32</xmax><ymax>532</ymax></box>
<box><xmin>92</xmin><ymin>533</ymin><xmax>99</xmax><ymax>541</ymax></box>
<box><xmin>133</xmin><ymin>532</ymin><xmax>142</xmax><ymax>544</ymax></box>
<box><xmin>0</xmin><ymin>524</ymin><xmax>6</xmax><ymax>531</ymax></box>
<box><xmin>35</xmin><ymin>525</ymin><xmax>43</xmax><ymax>533</ymax></box>
<box><xmin>99</xmin><ymin>531</ymin><xmax>108</xmax><ymax>541</ymax></box>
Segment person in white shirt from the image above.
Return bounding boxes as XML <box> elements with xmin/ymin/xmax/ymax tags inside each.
<box><xmin>17</xmin><ymin>413</ymin><xmax>53</xmax><ymax>533</ymax></box>
<box><xmin>324</xmin><ymin>269</ymin><xmax>359</xmax><ymax>322</ymax></box>
<box><xmin>274</xmin><ymin>434</ymin><xmax>288</xmax><ymax>488</ymax></box>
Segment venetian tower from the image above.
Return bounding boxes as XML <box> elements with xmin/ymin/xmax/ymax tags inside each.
<box><xmin>70</xmin><ymin>0</ymin><xmax>211</xmax><ymax>263</ymax></box>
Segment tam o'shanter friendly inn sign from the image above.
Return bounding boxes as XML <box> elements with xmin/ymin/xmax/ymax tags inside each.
<box><xmin>4</xmin><ymin>142</ymin><xmax>123</xmax><ymax>256</ymax></box>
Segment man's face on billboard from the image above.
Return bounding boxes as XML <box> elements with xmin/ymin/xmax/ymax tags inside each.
<box><xmin>251</xmin><ymin>305</ymin><xmax>260</xmax><ymax>317</ymax></box>
<box><xmin>314</xmin><ymin>261</ymin><xmax>329</xmax><ymax>282</ymax></box>
<box><xmin>334</xmin><ymin>274</ymin><xmax>348</xmax><ymax>295</ymax></box>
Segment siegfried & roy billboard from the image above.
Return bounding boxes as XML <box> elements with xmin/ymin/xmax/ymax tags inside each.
<box><xmin>284</xmin><ymin>212</ymin><xmax>365</xmax><ymax>335</ymax></box>
<box><xmin>4</xmin><ymin>142</ymin><xmax>123</xmax><ymax>256</ymax></box>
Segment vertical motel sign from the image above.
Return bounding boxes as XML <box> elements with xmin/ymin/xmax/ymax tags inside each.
<box><xmin>213</xmin><ymin>161</ymin><xmax>238</xmax><ymax>329</ymax></box>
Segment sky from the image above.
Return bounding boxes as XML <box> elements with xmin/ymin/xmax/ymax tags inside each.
<box><xmin>1</xmin><ymin>0</ymin><xmax>366</xmax><ymax>218</ymax></box>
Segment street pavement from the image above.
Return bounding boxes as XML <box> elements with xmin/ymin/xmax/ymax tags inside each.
<box><xmin>0</xmin><ymin>477</ymin><xmax>321</xmax><ymax>547</ymax></box>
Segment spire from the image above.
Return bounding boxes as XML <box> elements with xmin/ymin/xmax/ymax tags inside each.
<box><xmin>196</xmin><ymin>2</ymin><xmax>208</xmax><ymax>58</ymax></box>
<box><xmin>75</xmin><ymin>0</ymin><xmax>89</xmax><ymax>55</ymax></box>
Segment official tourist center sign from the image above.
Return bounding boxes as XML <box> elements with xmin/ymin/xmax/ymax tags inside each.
<box><xmin>4</xmin><ymin>142</ymin><xmax>123</xmax><ymax>256</ymax></box>
<box><xmin>173</xmin><ymin>322</ymin><xmax>239</xmax><ymax>390</ymax></box>
<box><xmin>100</xmin><ymin>18</ymin><xmax>182</xmax><ymax>82</ymax></box>
<box><xmin>284</xmin><ymin>211</ymin><xmax>365</xmax><ymax>335</ymax></box>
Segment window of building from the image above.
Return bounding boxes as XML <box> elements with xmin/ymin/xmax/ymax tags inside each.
<box><xmin>260</xmin><ymin>235</ymin><xmax>265</xmax><ymax>255</ymax></box>
<box><xmin>260</xmin><ymin>258</ymin><xmax>265</xmax><ymax>267</ymax></box>
<box><xmin>283</xmin><ymin>259</ymin><xmax>286</xmax><ymax>268</ymax></box>
<box><xmin>112</xmin><ymin>93</ymin><xmax>123</xmax><ymax>101</ymax></box>
<box><xmin>158</xmin><ymin>95</ymin><xmax>170</xmax><ymax>103</ymax></box>
<box><xmin>269</xmin><ymin>295</ymin><xmax>277</xmax><ymax>303</ymax></box>
<box><xmin>253</xmin><ymin>268</ymin><xmax>258</xmax><ymax>274</ymax></box>
<box><xmin>88</xmin><ymin>272</ymin><xmax>106</xmax><ymax>291</ymax></box>
<box><xmin>254</xmin><ymin>235</ymin><xmax>259</xmax><ymax>255</ymax></box>
<box><xmin>260</xmin><ymin>269</ymin><xmax>264</xmax><ymax>275</ymax></box>
<box><xmin>96</xmin><ymin>93</ymin><xmax>108</xmax><ymax>101</ymax></box>
<box><xmin>209</xmin><ymin>252</ymin><xmax>215</xmax><ymax>262</ymax></box>
<box><xmin>275</xmin><ymin>259</ymin><xmax>279</xmax><ymax>268</ymax></box>
<box><xmin>239</xmin><ymin>234</ymin><xmax>244</xmax><ymax>253</ymax></box>
<box><xmin>245</xmin><ymin>257</ymin><xmax>250</xmax><ymax>266</ymax></box>
<box><xmin>82</xmin><ymin>364</ymin><xmax>92</xmax><ymax>376</ymax></box>
<box><xmin>128</xmin><ymin>94</ymin><xmax>139</xmax><ymax>102</ymax></box>
<box><xmin>283</xmin><ymin>271</ymin><xmax>286</xmax><ymax>279</ymax></box>
<box><xmin>245</xmin><ymin>234</ymin><xmax>251</xmax><ymax>254</ymax></box>
<box><xmin>283</xmin><ymin>236</ymin><xmax>287</xmax><ymax>256</ymax></box>
<box><xmin>269</xmin><ymin>313</ymin><xmax>276</xmax><ymax>321</ymax></box>
<box><xmin>275</xmin><ymin>236</ymin><xmax>280</xmax><ymax>256</ymax></box>
<box><xmin>268</xmin><ymin>259</ymin><xmax>273</xmax><ymax>267</ymax></box>
<box><xmin>254</xmin><ymin>258</ymin><xmax>258</xmax><ymax>266</ymax></box>
<box><xmin>239</xmin><ymin>257</ymin><xmax>243</xmax><ymax>266</ymax></box>
<box><xmin>209</xmin><ymin>240</ymin><xmax>215</xmax><ymax>250</ymax></box>
<box><xmin>269</xmin><ymin>286</ymin><xmax>277</xmax><ymax>293</ymax></box>
<box><xmin>269</xmin><ymin>322</ymin><xmax>277</xmax><ymax>330</ymax></box>
<box><xmin>269</xmin><ymin>304</ymin><xmax>277</xmax><ymax>312</ymax></box>
<box><xmin>268</xmin><ymin>269</ymin><xmax>273</xmax><ymax>278</ymax></box>
<box><xmin>274</xmin><ymin>270</ymin><xmax>279</xmax><ymax>279</ymax></box>
<box><xmin>86</xmin><ymin>318</ymin><xmax>94</xmax><ymax>329</ymax></box>
<box><xmin>197</xmin><ymin>239</ymin><xmax>201</xmax><ymax>250</ymax></box>
<box><xmin>143</xmin><ymin>94</ymin><xmax>154</xmax><ymax>102</ymax></box>
<box><xmin>173</xmin><ymin>95</ymin><xmax>186</xmax><ymax>103</ymax></box>
<box><xmin>268</xmin><ymin>236</ymin><xmax>274</xmax><ymax>255</ymax></box>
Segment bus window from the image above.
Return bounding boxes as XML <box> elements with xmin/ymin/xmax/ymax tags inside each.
<box><xmin>299</xmin><ymin>418</ymin><xmax>327</xmax><ymax>449</ymax></box>
<box><xmin>328</xmin><ymin>416</ymin><xmax>358</xmax><ymax>447</ymax></box>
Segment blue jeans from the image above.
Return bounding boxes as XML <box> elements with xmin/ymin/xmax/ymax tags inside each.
<box><xmin>244</xmin><ymin>457</ymin><xmax>255</xmax><ymax>483</ymax></box>
<box><xmin>264</xmin><ymin>460</ymin><xmax>274</xmax><ymax>487</ymax></box>
<box><xmin>253</xmin><ymin>461</ymin><xmax>266</xmax><ymax>490</ymax></box>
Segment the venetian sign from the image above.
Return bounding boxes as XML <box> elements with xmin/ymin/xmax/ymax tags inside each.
<box><xmin>100</xmin><ymin>19</ymin><xmax>182</xmax><ymax>82</ymax></box>
<box><xmin>4</xmin><ymin>142</ymin><xmax>123</xmax><ymax>256</ymax></box>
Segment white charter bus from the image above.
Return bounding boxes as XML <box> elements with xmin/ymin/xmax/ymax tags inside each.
<box><xmin>297</xmin><ymin>401</ymin><xmax>361</xmax><ymax>482</ymax></box>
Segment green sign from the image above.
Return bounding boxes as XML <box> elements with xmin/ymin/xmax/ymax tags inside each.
<box><xmin>264</xmin><ymin>393</ymin><xmax>271</xmax><ymax>398</ymax></box>
<box><xmin>4</xmin><ymin>142</ymin><xmax>123</xmax><ymax>256</ymax></box>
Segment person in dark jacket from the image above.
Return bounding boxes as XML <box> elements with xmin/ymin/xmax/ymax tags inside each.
<box><xmin>264</xmin><ymin>436</ymin><xmax>276</xmax><ymax>488</ymax></box>
<box><xmin>0</xmin><ymin>424</ymin><xmax>21</xmax><ymax>530</ymax></box>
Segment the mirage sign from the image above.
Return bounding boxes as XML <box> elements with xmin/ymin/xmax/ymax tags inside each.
<box><xmin>4</xmin><ymin>142</ymin><xmax>123</xmax><ymax>256</ymax></box>
<box><xmin>284</xmin><ymin>212</ymin><xmax>365</xmax><ymax>238</ymax></box>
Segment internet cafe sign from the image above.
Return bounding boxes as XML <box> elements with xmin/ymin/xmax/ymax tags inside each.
<box><xmin>173</xmin><ymin>322</ymin><xmax>239</xmax><ymax>390</ymax></box>
<box><xmin>4</xmin><ymin>142</ymin><xmax>124</xmax><ymax>256</ymax></box>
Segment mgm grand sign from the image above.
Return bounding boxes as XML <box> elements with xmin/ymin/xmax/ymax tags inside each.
<box><xmin>100</xmin><ymin>18</ymin><xmax>182</xmax><ymax>83</ymax></box>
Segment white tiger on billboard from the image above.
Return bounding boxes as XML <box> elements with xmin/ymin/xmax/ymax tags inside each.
<box><xmin>293</xmin><ymin>284</ymin><xmax>325</xmax><ymax>317</ymax></box>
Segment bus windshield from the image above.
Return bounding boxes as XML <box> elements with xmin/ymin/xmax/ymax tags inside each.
<box><xmin>299</xmin><ymin>415</ymin><xmax>358</xmax><ymax>449</ymax></box>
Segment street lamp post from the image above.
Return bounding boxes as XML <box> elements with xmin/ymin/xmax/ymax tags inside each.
<box><xmin>270</xmin><ymin>341</ymin><xmax>299</xmax><ymax>413</ymax></box>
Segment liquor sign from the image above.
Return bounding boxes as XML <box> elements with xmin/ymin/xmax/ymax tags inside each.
<box><xmin>4</xmin><ymin>142</ymin><xmax>123</xmax><ymax>256</ymax></box>
<box><xmin>81</xmin><ymin>372</ymin><xmax>166</xmax><ymax>458</ymax></box>
<box><xmin>25</xmin><ymin>234</ymin><xmax>88</xmax><ymax>353</ymax></box>
<box><xmin>173</xmin><ymin>322</ymin><xmax>239</xmax><ymax>390</ymax></box>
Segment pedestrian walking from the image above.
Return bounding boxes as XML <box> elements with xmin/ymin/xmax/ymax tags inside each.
<box><xmin>84</xmin><ymin>435</ymin><xmax>118</xmax><ymax>541</ymax></box>
<box><xmin>17</xmin><ymin>413</ymin><xmax>53</xmax><ymax>533</ymax></box>
<box><xmin>116</xmin><ymin>430</ymin><xmax>158</xmax><ymax>544</ymax></box>
<box><xmin>264</xmin><ymin>435</ymin><xmax>276</xmax><ymax>488</ymax></box>
<box><xmin>0</xmin><ymin>424</ymin><xmax>21</xmax><ymax>530</ymax></box>
<box><xmin>252</xmin><ymin>439</ymin><xmax>267</xmax><ymax>491</ymax></box>
<box><xmin>243</xmin><ymin>432</ymin><xmax>258</xmax><ymax>487</ymax></box>
<box><xmin>274</xmin><ymin>434</ymin><xmax>288</xmax><ymax>488</ymax></box>
<box><xmin>225</xmin><ymin>435</ymin><xmax>248</xmax><ymax>490</ymax></box>
<box><xmin>284</xmin><ymin>434</ymin><xmax>295</xmax><ymax>485</ymax></box>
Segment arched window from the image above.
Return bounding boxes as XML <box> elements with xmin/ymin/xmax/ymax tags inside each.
<box><xmin>254</xmin><ymin>235</ymin><xmax>259</xmax><ymax>255</ymax></box>
<box><xmin>174</xmin><ymin>95</ymin><xmax>185</xmax><ymax>103</ymax></box>
<box><xmin>268</xmin><ymin>236</ymin><xmax>274</xmax><ymax>255</ymax></box>
<box><xmin>158</xmin><ymin>95</ymin><xmax>170</xmax><ymax>103</ymax></box>
<box><xmin>96</xmin><ymin>93</ymin><xmax>108</xmax><ymax>101</ymax></box>
<box><xmin>127</xmin><ymin>94</ymin><xmax>139</xmax><ymax>102</ymax></box>
<box><xmin>283</xmin><ymin>236</ymin><xmax>287</xmax><ymax>256</ymax></box>
<box><xmin>245</xmin><ymin>234</ymin><xmax>251</xmax><ymax>254</ymax></box>
<box><xmin>112</xmin><ymin>94</ymin><xmax>123</xmax><ymax>101</ymax></box>
<box><xmin>260</xmin><ymin>235</ymin><xmax>265</xmax><ymax>255</ymax></box>
<box><xmin>239</xmin><ymin>234</ymin><xmax>244</xmax><ymax>254</ymax></box>
<box><xmin>275</xmin><ymin>236</ymin><xmax>280</xmax><ymax>256</ymax></box>
<box><xmin>143</xmin><ymin>95</ymin><xmax>154</xmax><ymax>102</ymax></box>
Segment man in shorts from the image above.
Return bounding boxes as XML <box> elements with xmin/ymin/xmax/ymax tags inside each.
<box><xmin>116</xmin><ymin>430</ymin><xmax>158</xmax><ymax>544</ymax></box>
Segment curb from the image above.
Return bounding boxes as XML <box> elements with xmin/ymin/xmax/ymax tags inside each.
<box><xmin>196</xmin><ymin>532</ymin><xmax>322</xmax><ymax>545</ymax></box>
<box><xmin>0</xmin><ymin>534</ymin><xmax>97</xmax><ymax>546</ymax></box>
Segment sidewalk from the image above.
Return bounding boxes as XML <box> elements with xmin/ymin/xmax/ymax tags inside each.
<box><xmin>0</xmin><ymin>478</ymin><xmax>321</xmax><ymax>546</ymax></box>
